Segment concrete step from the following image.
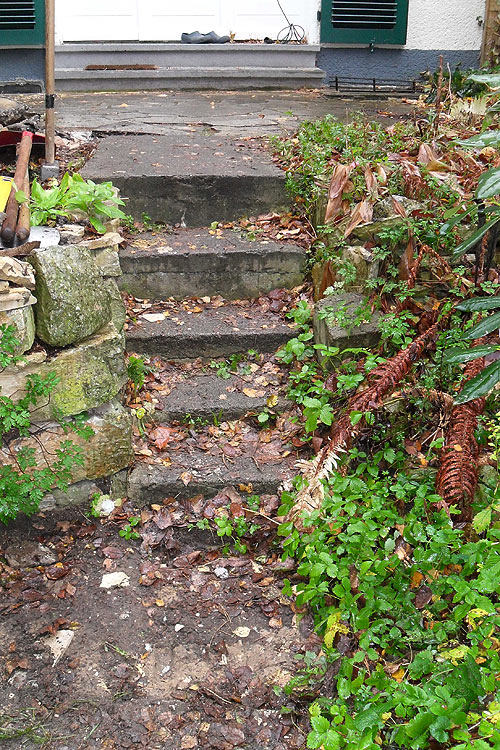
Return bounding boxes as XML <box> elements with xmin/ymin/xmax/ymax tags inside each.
<box><xmin>126</xmin><ymin>300</ymin><xmax>297</xmax><ymax>359</ymax></box>
<box><xmin>54</xmin><ymin>66</ymin><xmax>325</xmax><ymax>92</ymax></box>
<box><xmin>152</xmin><ymin>370</ymin><xmax>289</xmax><ymax>423</ymax></box>
<box><xmin>128</xmin><ymin>450</ymin><xmax>295</xmax><ymax>504</ymax></box>
<box><xmin>81</xmin><ymin>133</ymin><xmax>289</xmax><ymax>225</ymax></box>
<box><xmin>119</xmin><ymin>229</ymin><xmax>306</xmax><ymax>300</ymax></box>
<box><xmin>55</xmin><ymin>42</ymin><xmax>321</xmax><ymax>70</ymax></box>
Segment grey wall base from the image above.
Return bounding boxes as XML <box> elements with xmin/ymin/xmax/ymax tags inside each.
<box><xmin>0</xmin><ymin>48</ymin><xmax>45</xmax><ymax>92</ymax></box>
<box><xmin>318</xmin><ymin>48</ymin><xmax>481</xmax><ymax>82</ymax></box>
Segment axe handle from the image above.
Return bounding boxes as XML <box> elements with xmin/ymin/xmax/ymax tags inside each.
<box><xmin>1</xmin><ymin>131</ymin><xmax>33</xmax><ymax>244</ymax></box>
<box><xmin>15</xmin><ymin>169</ymin><xmax>30</xmax><ymax>245</ymax></box>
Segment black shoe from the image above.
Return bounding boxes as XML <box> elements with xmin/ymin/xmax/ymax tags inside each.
<box><xmin>181</xmin><ymin>31</ymin><xmax>204</xmax><ymax>44</ymax></box>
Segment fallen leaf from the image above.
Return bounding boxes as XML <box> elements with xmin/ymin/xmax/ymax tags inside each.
<box><xmin>180</xmin><ymin>471</ymin><xmax>192</xmax><ymax>486</ymax></box>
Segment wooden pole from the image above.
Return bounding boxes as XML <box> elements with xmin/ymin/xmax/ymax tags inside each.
<box><xmin>45</xmin><ymin>0</ymin><xmax>56</xmax><ymax>165</ymax></box>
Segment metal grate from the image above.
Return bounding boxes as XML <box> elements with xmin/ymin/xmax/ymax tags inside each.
<box><xmin>327</xmin><ymin>75</ymin><xmax>420</xmax><ymax>94</ymax></box>
<box><xmin>332</xmin><ymin>0</ymin><xmax>398</xmax><ymax>29</ymax></box>
<box><xmin>0</xmin><ymin>1</ymin><xmax>36</xmax><ymax>29</ymax></box>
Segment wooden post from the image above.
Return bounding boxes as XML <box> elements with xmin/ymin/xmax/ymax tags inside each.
<box><xmin>44</xmin><ymin>0</ymin><xmax>56</xmax><ymax>165</ymax></box>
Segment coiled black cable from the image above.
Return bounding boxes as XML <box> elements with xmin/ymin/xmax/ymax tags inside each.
<box><xmin>275</xmin><ymin>0</ymin><xmax>305</xmax><ymax>43</ymax></box>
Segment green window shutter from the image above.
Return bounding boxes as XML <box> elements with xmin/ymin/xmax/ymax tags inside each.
<box><xmin>0</xmin><ymin>0</ymin><xmax>45</xmax><ymax>46</ymax></box>
<box><xmin>321</xmin><ymin>0</ymin><xmax>409</xmax><ymax>45</ymax></box>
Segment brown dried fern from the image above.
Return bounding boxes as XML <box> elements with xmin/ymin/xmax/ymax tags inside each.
<box><xmin>435</xmin><ymin>354</ymin><xmax>486</xmax><ymax>522</ymax></box>
<box><xmin>288</xmin><ymin>320</ymin><xmax>441</xmax><ymax>529</ymax></box>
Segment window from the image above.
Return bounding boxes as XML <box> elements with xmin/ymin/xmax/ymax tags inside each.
<box><xmin>320</xmin><ymin>0</ymin><xmax>409</xmax><ymax>45</ymax></box>
<box><xmin>0</xmin><ymin>0</ymin><xmax>45</xmax><ymax>45</ymax></box>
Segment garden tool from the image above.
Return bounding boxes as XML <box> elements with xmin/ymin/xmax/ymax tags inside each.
<box><xmin>1</xmin><ymin>131</ymin><xmax>34</xmax><ymax>245</ymax></box>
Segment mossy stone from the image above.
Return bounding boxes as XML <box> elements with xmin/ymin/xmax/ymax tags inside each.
<box><xmin>29</xmin><ymin>245</ymin><xmax>111</xmax><ymax>347</ymax></box>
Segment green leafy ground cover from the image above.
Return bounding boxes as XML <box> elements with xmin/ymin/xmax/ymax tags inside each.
<box><xmin>266</xmin><ymin>78</ymin><xmax>500</xmax><ymax>748</ymax></box>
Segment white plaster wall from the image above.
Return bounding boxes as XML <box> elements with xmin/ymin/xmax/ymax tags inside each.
<box><xmin>406</xmin><ymin>0</ymin><xmax>486</xmax><ymax>50</ymax></box>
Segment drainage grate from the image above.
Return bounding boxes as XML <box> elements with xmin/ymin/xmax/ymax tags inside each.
<box><xmin>0</xmin><ymin>0</ymin><xmax>36</xmax><ymax>28</ymax></box>
<box><xmin>332</xmin><ymin>0</ymin><xmax>398</xmax><ymax>29</ymax></box>
<box><xmin>327</xmin><ymin>76</ymin><xmax>420</xmax><ymax>94</ymax></box>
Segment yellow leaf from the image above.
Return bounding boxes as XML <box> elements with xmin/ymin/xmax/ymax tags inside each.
<box><xmin>453</xmin><ymin>444</ymin><xmax>463</xmax><ymax>452</ymax></box>
<box><xmin>391</xmin><ymin>668</ymin><xmax>405</xmax><ymax>683</ymax></box>
<box><xmin>155</xmin><ymin>599</ymin><xmax>165</xmax><ymax>608</ymax></box>
<box><xmin>410</xmin><ymin>571</ymin><xmax>424</xmax><ymax>589</ymax></box>
<box><xmin>267</xmin><ymin>394</ymin><xmax>278</xmax><ymax>408</ymax></box>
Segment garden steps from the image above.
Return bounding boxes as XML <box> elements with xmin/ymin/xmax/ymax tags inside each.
<box><xmin>152</xmin><ymin>371</ymin><xmax>290</xmax><ymax>424</ymax></box>
<box><xmin>125</xmin><ymin>300</ymin><xmax>297</xmax><ymax>360</ymax></box>
<box><xmin>119</xmin><ymin>228</ymin><xmax>306</xmax><ymax>301</ymax></box>
<box><xmin>128</xmin><ymin>449</ymin><xmax>296</xmax><ymax>505</ymax></box>
<box><xmin>81</xmin><ymin>132</ymin><xmax>289</xmax><ymax>227</ymax></box>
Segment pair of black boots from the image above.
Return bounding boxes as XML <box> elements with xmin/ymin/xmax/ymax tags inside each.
<box><xmin>181</xmin><ymin>31</ymin><xmax>230</xmax><ymax>44</ymax></box>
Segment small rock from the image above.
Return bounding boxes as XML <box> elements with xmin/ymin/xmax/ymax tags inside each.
<box><xmin>232</xmin><ymin>626</ymin><xmax>251</xmax><ymax>638</ymax></box>
<box><xmin>174</xmin><ymin>624</ymin><xmax>185</xmax><ymax>632</ymax></box>
<box><xmin>100</xmin><ymin>572</ymin><xmax>130</xmax><ymax>589</ymax></box>
<box><xmin>0</xmin><ymin>256</ymin><xmax>36</xmax><ymax>290</ymax></box>
<box><xmin>5</xmin><ymin>541</ymin><xmax>57</xmax><ymax>568</ymax></box>
<box><xmin>0</xmin><ymin>97</ymin><xmax>28</xmax><ymax>126</ymax></box>
<box><xmin>45</xmin><ymin>630</ymin><xmax>74</xmax><ymax>666</ymax></box>
<box><xmin>59</xmin><ymin>224</ymin><xmax>85</xmax><ymax>244</ymax></box>
<box><xmin>79</xmin><ymin>232</ymin><xmax>123</xmax><ymax>251</ymax></box>
<box><xmin>214</xmin><ymin>566</ymin><xmax>229</xmax><ymax>580</ymax></box>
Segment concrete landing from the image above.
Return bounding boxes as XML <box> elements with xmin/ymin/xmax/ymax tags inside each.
<box><xmin>119</xmin><ymin>229</ymin><xmax>306</xmax><ymax>300</ymax></box>
<box><xmin>126</xmin><ymin>301</ymin><xmax>296</xmax><ymax>359</ymax></box>
<box><xmin>18</xmin><ymin>90</ymin><xmax>414</xmax><ymax>137</ymax></box>
<box><xmin>82</xmin><ymin>132</ymin><xmax>288</xmax><ymax>224</ymax></box>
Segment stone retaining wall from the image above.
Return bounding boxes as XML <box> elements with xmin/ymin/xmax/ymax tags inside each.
<box><xmin>0</xmin><ymin>228</ymin><xmax>132</xmax><ymax>509</ymax></box>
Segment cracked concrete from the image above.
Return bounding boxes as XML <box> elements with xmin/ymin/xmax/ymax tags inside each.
<box><xmin>17</xmin><ymin>89</ymin><xmax>414</xmax><ymax>137</ymax></box>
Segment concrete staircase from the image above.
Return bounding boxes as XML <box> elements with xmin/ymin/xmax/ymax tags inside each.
<box><xmin>55</xmin><ymin>43</ymin><xmax>324</xmax><ymax>91</ymax></box>
<box><xmin>113</xmin><ymin>121</ymin><xmax>308</xmax><ymax>505</ymax></box>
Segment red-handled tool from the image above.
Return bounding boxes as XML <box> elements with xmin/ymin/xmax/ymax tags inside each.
<box><xmin>1</xmin><ymin>131</ymin><xmax>34</xmax><ymax>245</ymax></box>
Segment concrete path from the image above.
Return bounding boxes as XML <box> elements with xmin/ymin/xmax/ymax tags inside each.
<box><xmin>20</xmin><ymin>89</ymin><xmax>414</xmax><ymax>137</ymax></box>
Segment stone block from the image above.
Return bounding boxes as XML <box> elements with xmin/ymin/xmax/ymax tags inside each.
<box><xmin>311</xmin><ymin>247</ymin><xmax>380</xmax><ymax>300</ymax></box>
<box><xmin>40</xmin><ymin>479</ymin><xmax>101</xmax><ymax>511</ymax></box>
<box><xmin>103</xmin><ymin>279</ymin><xmax>126</xmax><ymax>332</ymax></box>
<box><xmin>0</xmin><ymin>287</ymin><xmax>36</xmax><ymax>312</ymax></box>
<box><xmin>4</xmin><ymin>400</ymin><xmax>133</xmax><ymax>486</ymax></box>
<box><xmin>93</xmin><ymin>247</ymin><xmax>122</xmax><ymax>277</ymax></box>
<box><xmin>0</xmin><ymin>322</ymin><xmax>126</xmax><ymax>419</ymax></box>
<box><xmin>0</xmin><ymin>304</ymin><xmax>35</xmax><ymax>354</ymax></box>
<box><xmin>0</xmin><ymin>256</ymin><xmax>35</xmax><ymax>290</ymax></box>
<box><xmin>29</xmin><ymin>245</ymin><xmax>111</xmax><ymax>347</ymax></box>
<box><xmin>59</xmin><ymin>224</ymin><xmax>85</xmax><ymax>244</ymax></box>
<box><xmin>313</xmin><ymin>292</ymin><xmax>380</xmax><ymax>366</ymax></box>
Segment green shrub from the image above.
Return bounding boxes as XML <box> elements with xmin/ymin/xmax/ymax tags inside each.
<box><xmin>0</xmin><ymin>324</ymin><xmax>91</xmax><ymax>524</ymax></box>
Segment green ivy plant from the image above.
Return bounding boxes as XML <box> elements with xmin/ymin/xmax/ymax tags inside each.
<box><xmin>278</xmin><ymin>451</ymin><xmax>500</xmax><ymax>750</ymax></box>
<box><xmin>0</xmin><ymin>324</ymin><xmax>92</xmax><ymax>524</ymax></box>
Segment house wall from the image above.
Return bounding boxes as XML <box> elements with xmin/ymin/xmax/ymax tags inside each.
<box><xmin>319</xmin><ymin>0</ymin><xmax>486</xmax><ymax>82</ymax></box>
<box><xmin>0</xmin><ymin>49</ymin><xmax>45</xmax><ymax>93</ymax></box>
<box><xmin>54</xmin><ymin>0</ymin><xmax>321</xmax><ymax>44</ymax></box>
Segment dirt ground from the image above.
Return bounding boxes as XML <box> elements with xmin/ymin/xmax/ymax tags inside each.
<box><xmin>0</xmin><ymin>499</ymin><xmax>318</xmax><ymax>749</ymax></box>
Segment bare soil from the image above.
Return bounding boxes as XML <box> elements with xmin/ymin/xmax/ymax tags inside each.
<box><xmin>0</xmin><ymin>503</ymin><xmax>317</xmax><ymax>749</ymax></box>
